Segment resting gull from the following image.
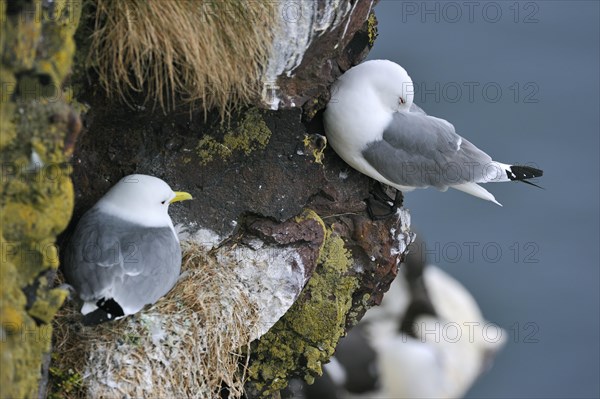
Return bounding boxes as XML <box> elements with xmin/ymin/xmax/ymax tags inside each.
<box><xmin>324</xmin><ymin>59</ymin><xmax>543</xmax><ymax>211</ymax></box>
<box><xmin>64</xmin><ymin>174</ymin><xmax>192</xmax><ymax>325</ymax></box>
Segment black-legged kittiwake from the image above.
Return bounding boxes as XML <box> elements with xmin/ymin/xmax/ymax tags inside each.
<box><xmin>293</xmin><ymin>236</ymin><xmax>505</xmax><ymax>399</ymax></box>
<box><xmin>324</xmin><ymin>59</ymin><xmax>543</xmax><ymax>208</ymax></box>
<box><xmin>64</xmin><ymin>174</ymin><xmax>192</xmax><ymax>325</ymax></box>
<box><xmin>367</xmin><ymin>255</ymin><xmax>506</xmax><ymax>398</ymax></box>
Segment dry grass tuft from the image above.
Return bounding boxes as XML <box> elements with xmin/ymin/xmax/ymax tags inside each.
<box><xmin>51</xmin><ymin>241</ymin><xmax>260</xmax><ymax>398</ymax></box>
<box><xmin>88</xmin><ymin>0</ymin><xmax>276</xmax><ymax>116</ymax></box>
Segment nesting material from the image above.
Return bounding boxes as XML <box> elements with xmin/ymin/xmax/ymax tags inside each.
<box><xmin>52</xmin><ymin>225</ymin><xmax>314</xmax><ymax>398</ymax></box>
<box><xmin>52</xmin><ymin>240</ymin><xmax>262</xmax><ymax>398</ymax></box>
<box><xmin>89</xmin><ymin>1</ymin><xmax>276</xmax><ymax>114</ymax></box>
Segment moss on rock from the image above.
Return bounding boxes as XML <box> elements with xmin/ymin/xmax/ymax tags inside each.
<box><xmin>196</xmin><ymin>107</ymin><xmax>271</xmax><ymax>164</ymax></box>
<box><xmin>0</xmin><ymin>0</ymin><xmax>81</xmax><ymax>397</ymax></box>
<box><xmin>367</xmin><ymin>11</ymin><xmax>379</xmax><ymax>47</ymax></box>
<box><xmin>248</xmin><ymin>210</ymin><xmax>359</xmax><ymax>396</ymax></box>
<box><xmin>302</xmin><ymin>134</ymin><xmax>327</xmax><ymax>165</ymax></box>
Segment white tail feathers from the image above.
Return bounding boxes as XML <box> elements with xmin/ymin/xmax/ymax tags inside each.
<box><xmin>478</xmin><ymin>162</ymin><xmax>513</xmax><ymax>183</ymax></box>
<box><xmin>452</xmin><ymin>183</ymin><xmax>502</xmax><ymax>206</ymax></box>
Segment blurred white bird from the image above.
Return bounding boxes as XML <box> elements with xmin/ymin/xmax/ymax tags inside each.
<box><xmin>286</xmin><ymin>236</ymin><xmax>505</xmax><ymax>399</ymax></box>
<box><xmin>367</xmin><ymin>265</ymin><xmax>506</xmax><ymax>398</ymax></box>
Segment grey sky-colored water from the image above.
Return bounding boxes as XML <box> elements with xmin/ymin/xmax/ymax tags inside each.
<box><xmin>368</xmin><ymin>1</ymin><xmax>599</xmax><ymax>398</ymax></box>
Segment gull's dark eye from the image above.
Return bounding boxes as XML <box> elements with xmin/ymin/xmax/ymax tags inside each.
<box><xmin>399</xmin><ymin>97</ymin><xmax>406</xmax><ymax>105</ymax></box>
<box><xmin>161</xmin><ymin>200</ymin><xmax>166</xmax><ymax>205</ymax></box>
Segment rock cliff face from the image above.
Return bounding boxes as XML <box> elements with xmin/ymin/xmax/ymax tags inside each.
<box><xmin>2</xmin><ymin>1</ymin><xmax>415</xmax><ymax>397</ymax></box>
<box><xmin>1</xmin><ymin>1</ymin><xmax>81</xmax><ymax>397</ymax></box>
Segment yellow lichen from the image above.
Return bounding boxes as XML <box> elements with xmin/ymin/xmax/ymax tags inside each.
<box><xmin>28</xmin><ymin>288</ymin><xmax>69</xmax><ymax>324</ymax></box>
<box><xmin>248</xmin><ymin>210</ymin><xmax>359</xmax><ymax>397</ymax></box>
<box><xmin>294</xmin><ymin>209</ymin><xmax>327</xmax><ymax>252</ymax></box>
<box><xmin>302</xmin><ymin>134</ymin><xmax>328</xmax><ymax>165</ymax></box>
<box><xmin>0</xmin><ymin>0</ymin><xmax>81</xmax><ymax>396</ymax></box>
<box><xmin>223</xmin><ymin>108</ymin><xmax>271</xmax><ymax>154</ymax></box>
<box><xmin>0</xmin><ymin>102</ymin><xmax>16</xmax><ymax>150</ymax></box>
<box><xmin>196</xmin><ymin>108</ymin><xmax>271</xmax><ymax>164</ymax></box>
<box><xmin>0</xmin><ymin>306</ymin><xmax>24</xmax><ymax>333</ymax></box>
<box><xmin>44</xmin><ymin>243</ymin><xmax>60</xmax><ymax>269</ymax></box>
<box><xmin>196</xmin><ymin>135</ymin><xmax>233</xmax><ymax>164</ymax></box>
<box><xmin>367</xmin><ymin>12</ymin><xmax>379</xmax><ymax>47</ymax></box>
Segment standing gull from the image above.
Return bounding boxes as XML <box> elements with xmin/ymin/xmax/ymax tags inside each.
<box><xmin>64</xmin><ymin>174</ymin><xmax>193</xmax><ymax>325</ymax></box>
<box><xmin>324</xmin><ymin>59</ymin><xmax>543</xmax><ymax>209</ymax></box>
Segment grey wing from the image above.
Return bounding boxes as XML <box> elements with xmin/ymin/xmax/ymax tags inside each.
<box><xmin>63</xmin><ymin>208</ymin><xmax>128</xmax><ymax>302</ymax></box>
<box><xmin>362</xmin><ymin>111</ymin><xmax>493</xmax><ymax>189</ymax></box>
<box><xmin>64</xmin><ymin>209</ymin><xmax>181</xmax><ymax>310</ymax></box>
<box><xmin>115</xmin><ymin>227</ymin><xmax>181</xmax><ymax>310</ymax></box>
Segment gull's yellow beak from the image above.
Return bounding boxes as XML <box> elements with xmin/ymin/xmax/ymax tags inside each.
<box><xmin>170</xmin><ymin>191</ymin><xmax>193</xmax><ymax>203</ymax></box>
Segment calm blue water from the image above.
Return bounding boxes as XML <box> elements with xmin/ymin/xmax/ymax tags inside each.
<box><xmin>368</xmin><ymin>1</ymin><xmax>600</xmax><ymax>398</ymax></box>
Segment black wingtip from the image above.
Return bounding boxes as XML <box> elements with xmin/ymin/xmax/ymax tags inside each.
<box><xmin>506</xmin><ymin>165</ymin><xmax>544</xmax><ymax>190</ymax></box>
<box><xmin>507</xmin><ymin>165</ymin><xmax>544</xmax><ymax>180</ymax></box>
<box><xmin>82</xmin><ymin>298</ymin><xmax>124</xmax><ymax>326</ymax></box>
<box><xmin>519</xmin><ymin>179</ymin><xmax>545</xmax><ymax>189</ymax></box>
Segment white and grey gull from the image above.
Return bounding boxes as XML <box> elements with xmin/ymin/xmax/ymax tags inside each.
<box><xmin>64</xmin><ymin>174</ymin><xmax>193</xmax><ymax>325</ymax></box>
<box><xmin>289</xmin><ymin>235</ymin><xmax>506</xmax><ymax>399</ymax></box>
<box><xmin>324</xmin><ymin>59</ymin><xmax>543</xmax><ymax>209</ymax></box>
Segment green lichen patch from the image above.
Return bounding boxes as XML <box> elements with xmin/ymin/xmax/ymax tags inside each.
<box><xmin>195</xmin><ymin>135</ymin><xmax>233</xmax><ymax>164</ymax></box>
<box><xmin>1</xmin><ymin>0</ymin><xmax>81</xmax><ymax>396</ymax></box>
<box><xmin>1</xmin><ymin>232</ymin><xmax>56</xmax><ymax>399</ymax></box>
<box><xmin>28</xmin><ymin>287</ymin><xmax>69</xmax><ymax>325</ymax></box>
<box><xmin>367</xmin><ymin>12</ymin><xmax>379</xmax><ymax>48</ymax></box>
<box><xmin>48</xmin><ymin>361</ymin><xmax>83</xmax><ymax>399</ymax></box>
<box><xmin>248</xmin><ymin>216</ymin><xmax>359</xmax><ymax>396</ymax></box>
<box><xmin>302</xmin><ymin>134</ymin><xmax>327</xmax><ymax>165</ymax></box>
<box><xmin>195</xmin><ymin>108</ymin><xmax>271</xmax><ymax>164</ymax></box>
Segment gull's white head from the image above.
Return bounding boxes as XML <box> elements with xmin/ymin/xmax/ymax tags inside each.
<box><xmin>335</xmin><ymin>59</ymin><xmax>414</xmax><ymax>112</ymax></box>
<box><xmin>96</xmin><ymin>174</ymin><xmax>192</xmax><ymax>227</ymax></box>
<box><xmin>323</xmin><ymin>60</ymin><xmax>413</xmax><ymax>162</ymax></box>
<box><xmin>324</xmin><ymin>59</ymin><xmax>416</xmax><ymax>177</ymax></box>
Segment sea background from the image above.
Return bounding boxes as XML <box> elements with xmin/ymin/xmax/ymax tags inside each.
<box><xmin>368</xmin><ymin>1</ymin><xmax>600</xmax><ymax>398</ymax></box>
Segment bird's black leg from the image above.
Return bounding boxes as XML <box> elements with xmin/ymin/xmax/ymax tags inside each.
<box><xmin>392</xmin><ymin>189</ymin><xmax>404</xmax><ymax>210</ymax></box>
<box><xmin>370</xmin><ymin>181</ymin><xmax>394</xmax><ymax>204</ymax></box>
<box><xmin>366</xmin><ymin>182</ymin><xmax>404</xmax><ymax>220</ymax></box>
